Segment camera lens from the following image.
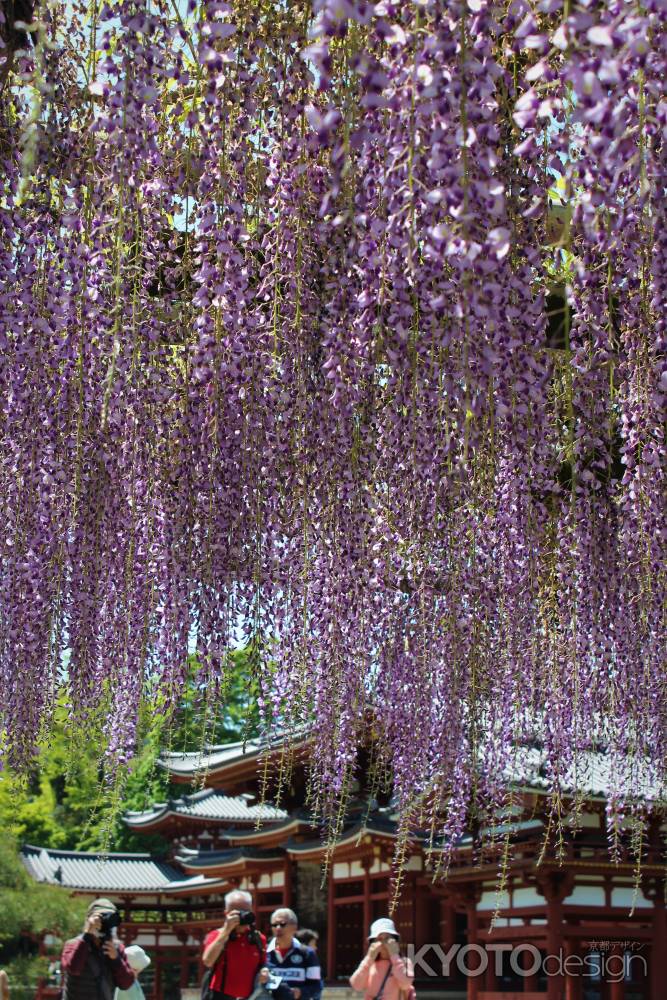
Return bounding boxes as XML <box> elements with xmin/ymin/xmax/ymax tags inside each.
<box><xmin>99</xmin><ymin>911</ymin><xmax>121</xmax><ymax>939</ymax></box>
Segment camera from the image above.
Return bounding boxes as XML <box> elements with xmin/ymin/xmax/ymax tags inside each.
<box><xmin>264</xmin><ymin>974</ymin><xmax>284</xmax><ymax>992</ymax></box>
<box><xmin>238</xmin><ymin>910</ymin><xmax>256</xmax><ymax>926</ymax></box>
<box><xmin>264</xmin><ymin>975</ymin><xmax>296</xmax><ymax>1000</ymax></box>
<box><xmin>99</xmin><ymin>910</ymin><xmax>121</xmax><ymax>941</ymax></box>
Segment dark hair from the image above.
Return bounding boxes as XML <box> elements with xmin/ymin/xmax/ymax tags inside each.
<box><xmin>296</xmin><ymin>929</ymin><xmax>319</xmax><ymax>947</ymax></box>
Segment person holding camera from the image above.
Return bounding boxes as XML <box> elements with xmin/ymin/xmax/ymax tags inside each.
<box><xmin>61</xmin><ymin>898</ymin><xmax>134</xmax><ymax>1000</ymax></box>
<box><xmin>202</xmin><ymin>890</ymin><xmax>270</xmax><ymax>1000</ymax></box>
<box><xmin>350</xmin><ymin>918</ymin><xmax>414</xmax><ymax>1000</ymax></box>
<box><xmin>266</xmin><ymin>909</ymin><xmax>321</xmax><ymax>1000</ymax></box>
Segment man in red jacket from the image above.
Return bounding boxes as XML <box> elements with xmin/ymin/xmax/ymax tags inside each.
<box><xmin>202</xmin><ymin>890</ymin><xmax>270</xmax><ymax>1000</ymax></box>
<box><xmin>61</xmin><ymin>898</ymin><xmax>134</xmax><ymax>1000</ymax></box>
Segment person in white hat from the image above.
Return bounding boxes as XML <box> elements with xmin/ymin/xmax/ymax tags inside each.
<box><xmin>349</xmin><ymin>919</ymin><xmax>413</xmax><ymax>1000</ymax></box>
<box><xmin>114</xmin><ymin>945</ymin><xmax>150</xmax><ymax>1000</ymax></box>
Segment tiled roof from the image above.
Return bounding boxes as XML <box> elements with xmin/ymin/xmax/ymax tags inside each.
<box><xmin>160</xmin><ymin>734</ymin><xmax>664</xmax><ymax>804</ymax></box>
<box><xmin>225</xmin><ymin>816</ymin><xmax>315</xmax><ymax>842</ymax></box>
<box><xmin>176</xmin><ymin>847</ymin><xmax>283</xmax><ymax>870</ymax></box>
<box><xmin>159</xmin><ymin>739</ymin><xmax>263</xmax><ymax>777</ymax></box>
<box><xmin>508</xmin><ymin>747</ymin><xmax>665</xmax><ymax>801</ymax></box>
<box><xmin>442</xmin><ymin>818</ymin><xmax>545</xmax><ymax>851</ymax></box>
<box><xmin>159</xmin><ymin>733</ymin><xmax>309</xmax><ymax>778</ymax></box>
<box><xmin>285</xmin><ymin>817</ymin><xmax>399</xmax><ymax>855</ymax></box>
<box><xmin>21</xmin><ymin>844</ymin><xmax>226</xmax><ymax>895</ymax></box>
<box><xmin>125</xmin><ymin>788</ymin><xmax>289</xmax><ymax>828</ymax></box>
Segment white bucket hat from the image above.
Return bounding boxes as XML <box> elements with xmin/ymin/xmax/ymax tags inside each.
<box><xmin>125</xmin><ymin>945</ymin><xmax>151</xmax><ymax>973</ymax></box>
<box><xmin>368</xmin><ymin>918</ymin><xmax>399</xmax><ymax>941</ymax></box>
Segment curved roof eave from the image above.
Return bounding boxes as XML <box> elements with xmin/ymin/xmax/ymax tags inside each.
<box><xmin>124</xmin><ymin>788</ymin><xmax>289</xmax><ymax>829</ymax></box>
<box><xmin>158</xmin><ymin>734</ymin><xmax>312</xmax><ymax>780</ymax></box>
<box><xmin>176</xmin><ymin>847</ymin><xmax>284</xmax><ymax>874</ymax></box>
<box><xmin>20</xmin><ymin>844</ymin><xmax>230</xmax><ymax>896</ymax></box>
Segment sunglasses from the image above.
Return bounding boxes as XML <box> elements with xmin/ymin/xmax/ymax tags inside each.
<box><xmin>271</xmin><ymin>921</ymin><xmax>290</xmax><ymax>928</ymax></box>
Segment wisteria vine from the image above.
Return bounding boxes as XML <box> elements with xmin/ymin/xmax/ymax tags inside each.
<box><xmin>0</xmin><ymin>0</ymin><xmax>665</xmax><ymax>866</ymax></box>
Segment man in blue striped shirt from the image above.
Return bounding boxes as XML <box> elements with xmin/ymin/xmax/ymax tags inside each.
<box><xmin>266</xmin><ymin>909</ymin><xmax>322</xmax><ymax>1000</ymax></box>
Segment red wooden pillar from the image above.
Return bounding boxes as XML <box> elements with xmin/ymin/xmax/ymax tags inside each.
<box><xmin>564</xmin><ymin>940</ymin><xmax>582</xmax><ymax>1000</ymax></box>
<box><xmin>484</xmin><ymin>947</ymin><xmax>498</xmax><ymax>992</ymax></box>
<box><xmin>522</xmin><ymin>945</ymin><xmax>540</xmax><ymax>991</ymax></box>
<box><xmin>327</xmin><ymin>867</ymin><xmax>336</xmax><ymax>981</ymax></box>
<box><xmin>632</xmin><ymin>941</ymin><xmax>649</xmax><ymax>999</ymax></box>
<box><xmin>179</xmin><ymin>943</ymin><xmax>190</xmax><ymax>989</ymax></box>
<box><xmin>362</xmin><ymin>859</ymin><xmax>372</xmax><ymax>941</ymax></box>
<box><xmin>195</xmin><ymin>931</ymin><xmax>206</xmax><ymax>982</ymax></box>
<box><xmin>414</xmin><ymin>883</ymin><xmax>431</xmax><ymax>950</ymax></box>
<box><xmin>283</xmin><ymin>856</ymin><xmax>293</xmax><ymax>908</ymax></box>
<box><xmin>546</xmin><ymin>895</ymin><xmax>564</xmax><ymax>1000</ymax></box>
<box><xmin>154</xmin><ymin>957</ymin><xmax>161</xmax><ymax>1000</ymax></box>
<box><xmin>464</xmin><ymin>892</ymin><xmax>481</xmax><ymax>1000</ymax></box>
<box><xmin>538</xmin><ymin>872</ymin><xmax>572</xmax><ymax>1000</ymax></box>
<box><xmin>608</xmin><ymin>947</ymin><xmax>625</xmax><ymax>1000</ymax></box>
<box><xmin>651</xmin><ymin>894</ymin><xmax>667</xmax><ymax>1000</ymax></box>
<box><xmin>439</xmin><ymin>898</ymin><xmax>455</xmax><ymax>952</ymax></box>
<box><xmin>639</xmin><ymin>874</ymin><xmax>667</xmax><ymax>999</ymax></box>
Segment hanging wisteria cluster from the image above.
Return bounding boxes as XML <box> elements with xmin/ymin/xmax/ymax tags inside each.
<box><xmin>0</xmin><ymin>0</ymin><xmax>665</xmax><ymax>862</ymax></box>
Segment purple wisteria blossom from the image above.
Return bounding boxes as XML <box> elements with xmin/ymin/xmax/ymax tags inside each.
<box><xmin>0</xmin><ymin>0</ymin><xmax>665</xmax><ymax>868</ymax></box>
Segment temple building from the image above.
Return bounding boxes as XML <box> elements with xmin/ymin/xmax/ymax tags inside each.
<box><xmin>22</xmin><ymin>736</ymin><xmax>666</xmax><ymax>1000</ymax></box>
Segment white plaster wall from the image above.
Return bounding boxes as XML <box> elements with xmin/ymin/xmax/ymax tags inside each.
<box><xmin>489</xmin><ymin>916</ymin><xmax>524</xmax><ymax>928</ymax></box>
<box><xmin>611</xmin><ymin>888</ymin><xmax>653</xmax><ymax>910</ymax></box>
<box><xmin>512</xmin><ymin>887</ymin><xmax>543</xmax><ymax>907</ymax></box>
<box><xmin>129</xmin><ymin>932</ymin><xmax>159</xmax><ymax>947</ymax></box>
<box><xmin>565</xmin><ymin>813</ymin><xmax>600</xmax><ymax>829</ymax></box>
<box><xmin>564</xmin><ymin>886</ymin><xmax>605</xmax><ymax>906</ymax></box>
<box><xmin>478</xmin><ymin>890</ymin><xmax>510</xmax><ymax>911</ymax></box>
<box><xmin>369</xmin><ymin>859</ymin><xmax>390</xmax><ymax>875</ymax></box>
<box><xmin>150</xmin><ymin>934</ymin><xmax>183</xmax><ymax>946</ymax></box>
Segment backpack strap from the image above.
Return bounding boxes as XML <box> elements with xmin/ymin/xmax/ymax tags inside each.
<box><xmin>371</xmin><ymin>964</ymin><xmax>393</xmax><ymax>1000</ymax></box>
<box><xmin>202</xmin><ymin>936</ymin><xmax>227</xmax><ymax>1000</ymax></box>
<box><xmin>252</xmin><ymin>935</ymin><xmax>266</xmax><ymax>986</ymax></box>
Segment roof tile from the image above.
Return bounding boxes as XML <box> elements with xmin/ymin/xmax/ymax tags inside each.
<box><xmin>20</xmin><ymin>845</ymin><xmax>224</xmax><ymax>894</ymax></box>
<box><xmin>125</xmin><ymin>788</ymin><xmax>289</xmax><ymax>828</ymax></box>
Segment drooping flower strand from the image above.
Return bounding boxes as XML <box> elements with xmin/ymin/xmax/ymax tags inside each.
<box><xmin>0</xmin><ymin>0</ymin><xmax>665</xmax><ymax>865</ymax></box>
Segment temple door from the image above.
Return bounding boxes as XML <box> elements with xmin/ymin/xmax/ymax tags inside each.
<box><xmin>336</xmin><ymin>901</ymin><xmax>365</xmax><ymax>978</ymax></box>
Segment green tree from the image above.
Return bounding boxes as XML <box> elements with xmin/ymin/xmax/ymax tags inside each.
<box><xmin>0</xmin><ymin>833</ymin><xmax>86</xmax><ymax>945</ymax></box>
<box><xmin>0</xmin><ymin>646</ymin><xmax>262</xmax><ymax>854</ymax></box>
<box><xmin>0</xmin><ymin>835</ymin><xmax>86</xmax><ymax>999</ymax></box>
<box><xmin>0</xmin><ymin>646</ymin><xmax>263</xmax><ymax>990</ymax></box>
<box><xmin>113</xmin><ymin>646</ymin><xmax>262</xmax><ymax>851</ymax></box>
